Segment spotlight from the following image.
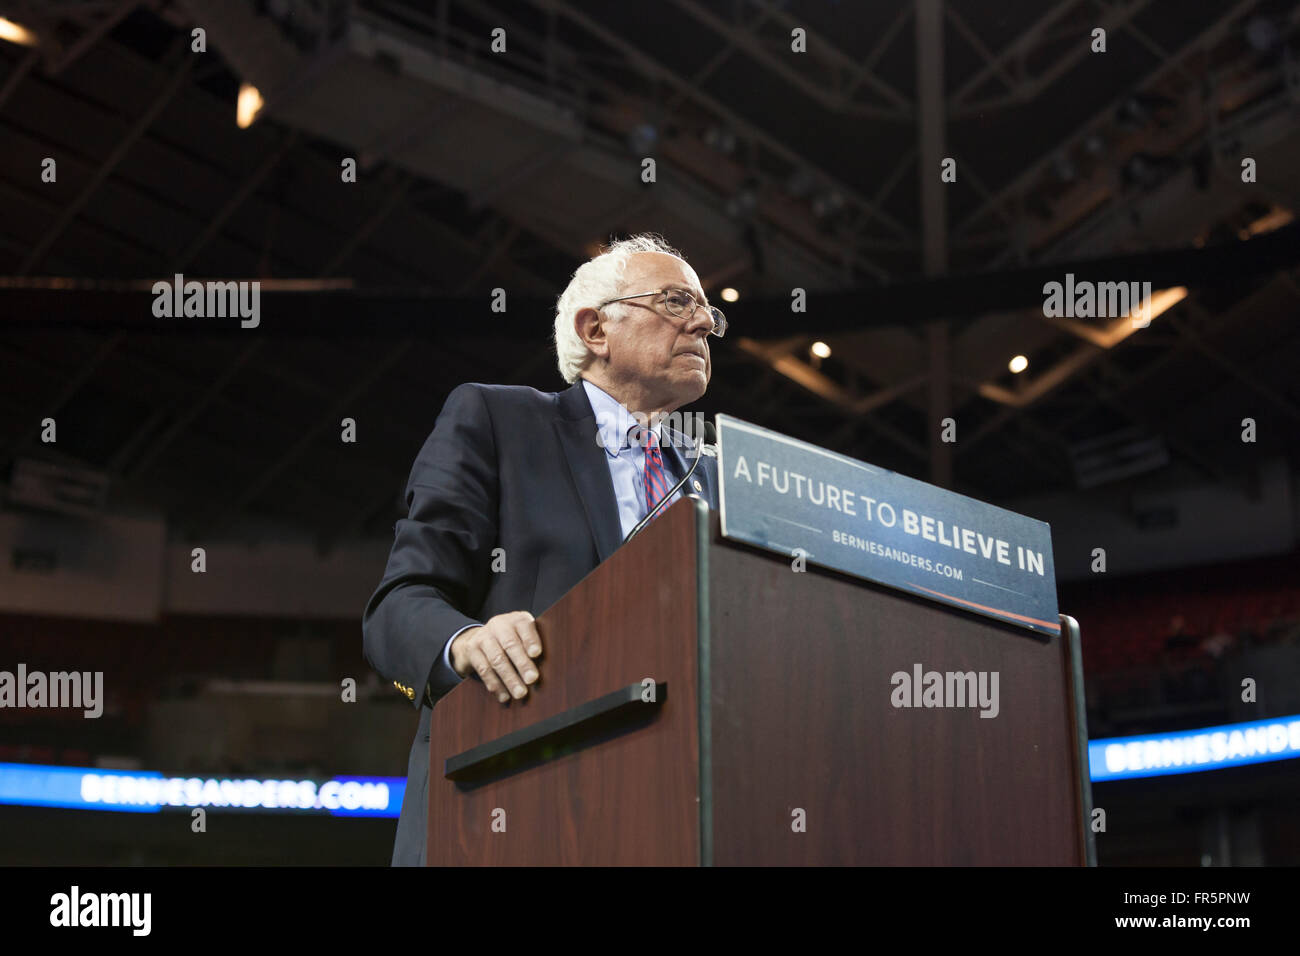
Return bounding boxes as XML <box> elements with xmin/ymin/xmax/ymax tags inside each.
<box><xmin>1009</xmin><ymin>355</ymin><xmax>1028</xmax><ymax>374</ymax></box>
<box><xmin>0</xmin><ymin>17</ymin><xmax>38</xmax><ymax>47</ymax></box>
<box><xmin>720</xmin><ymin>288</ymin><xmax>739</xmax><ymax>303</ymax></box>
<box><xmin>811</xmin><ymin>341</ymin><xmax>831</xmax><ymax>359</ymax></box>
<box><xmin>236</xmin><ymin>83</ymin><xmax>264</xmax><ymax>129</ymax></box>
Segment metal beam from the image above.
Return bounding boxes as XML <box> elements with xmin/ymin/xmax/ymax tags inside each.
<box><xmin>0</xmin><ymin>48</ymin><xmax>38</xmax><ymax>112</ymax></box>
<box><xmin>0</xmin><ymin>172</ymin><xmax>166</xmax><ymax>268</ymax></box>
<box><xmin>954</xmin><ymin>0</ymin><xmax>1261</xmax><ymax>237</ymax></box>
<box><xmin>846</xmin><ymin>147</ymin><xmax>918</xmax><ymax>245</ymax></box>
<box><xmin>192</xmin><ymin>340</ymin><xmax>416</xmax><ymax>538</ymax></box>
<box><xmin>916</xmin><ymin>0</ymin><xmax>947</xmax><ymax>276</ymax></box>
<box><xmin>668</xmin><ymin>0</ymin><xmax>911</xmax><ymax>117</ymax></box>
<box><xmin>949</xmin><ymin>0</ymin><xmax>1080</xmax><ymax>109</ymax></box>
<box><xmin>528</xmin><ymin>0</ymin><xmax>911</xmax><ymax>247</ymax></box>
<box><xmin>465</xmin><ymin>140</ymin><xmax>577</xmax><ymax>212</ymax></box>
<box><xmin>944</xmin><ymin>4</ymin><xmax>1017</xmax><ymax>92</ymax></box>
<box><xmin>735</xmin><ymin>337</ymin><xmax>928</xmax><ymax>460</ymax></box>
<box><xmin>387</xmin><ymin>0</ymin><xmax>905</xmax><ymax>280</ymax></box>
<box><xmin>359</xmin><ymin>98</ymin><xmax>469</xmax><ymax>170</ymax></box>
<box><xmin>966</xmin><ymin>344</ymin><xmax>1103</xmax><ymax>409</ymax></box>
<box><xmin>118</xmin><ymin>340</ymin><xmax>265</xmax><ymax>483</ymax></box>
<box><xmin>1167</xmin><ymin>306</ymin><xmax>1300</xmax><ymax>427</ymax></box>
<box><xmin>750</xmin><ymin>0</ymin><xmax>912</xmax><ymax>113</ymax></box>
<box><xmin>413</xmin><ymin>214</ymin><xmax>555</xmax><ymax>295</ymax></box>
<box><xmin>960</xmin><ymin>273</ymin><xmax>1259</xmax><ymax>459</ymax></box>
<box><xmin>456</xmin><ymin>219</ymin><xmax>523</xmax><ymax>293</ymax></box>
<box><xmin>190</xmin><ymin>203</ymin><xmax>562</xmax><ymax>538</ymax></box>
<box><xmin>0</xmin><ymin>333</ymin><xmax>124</xmax><ymax>462</ymax></box>
<box><xmin>1110</xmin><ymin>5</ymin><xmax>1199</xmax><ymax>88</ymax></box>
<box><xmin>19</xmin><ymin>44</ymin><xmax>194</xmax><ymax>274</ymax></box>
<box><xmin>662</xmin><ymin>0</ymin><xmax>783</xmax><ymax>117</ymax></box>
<box><xmin>45</xmin><ymin>0</ymin><xmax>146</xmax><ymax>75</ymax></box>
<box><xmin>178</xmin><ymin>130</ymin><xmax>301</xmax><ymax>270</ymax></box>
<box><xmin>1076</xmin><ymin>368</ymin><xmax>1227</xmax><ymax>481</ymax></box>
<box><xmin>956</xmin><ymin>0</ymin><xmax>1157</xmax><ymax>116</ymax></box>
<box><xmin>318</xmin><ymin>173</ymin><xmax>411</xmax><ymax>277</ymax></box>
<box><xmin>842</xmin><ymin>3</ymin><xmax>913</xmax><ymax>101</ymax></box>
<box><xmin>917</xmin><ymin>0</ymin><xmax>952</xmax><ymax>489</ymax></box>
<box><xmin>735</xmin><ymin>337</ymin><xmax>927</xmax><ymax>417</ymax></box>
<box><xmin>330</xmin><ymin>299</ymin><xmax>566</xmax><ymax>548</ymax></box>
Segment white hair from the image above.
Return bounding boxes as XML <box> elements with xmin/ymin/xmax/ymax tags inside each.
<box><xmin>553</xmin><ymin>232</ymin><xmax>687</xmax><ymax>384</ymax></box>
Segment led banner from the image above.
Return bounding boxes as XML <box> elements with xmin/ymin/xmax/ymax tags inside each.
<box><xmin>716</xmin><ymin>414</ymin><xmax>1060</xmax><ymax>636</ymax></box>
<box><xmin>1089</xmin><ymin>714</ymin><xmax>1300</xmax><ymax>781</ymax></box>
<box><xmin>0</xmin><ymin>762</ymin><xmax>403</xmax><ymax>816</ymax></box>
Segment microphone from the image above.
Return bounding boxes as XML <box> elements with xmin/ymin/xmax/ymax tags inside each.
<box><xmin>623</xmin><ymin>421</ymin><xmax>717</xmax><ymax>544</ymax></box>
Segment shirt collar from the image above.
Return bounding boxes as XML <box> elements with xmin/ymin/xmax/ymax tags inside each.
<box><xmin>581</xmin><ymin>379</ymin><xmax>663</xmax><ymax>458</ymax></box>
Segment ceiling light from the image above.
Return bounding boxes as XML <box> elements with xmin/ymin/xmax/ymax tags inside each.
<box><xmin>720</xmin><ymin>287</ymin><xmax>739</xmax><ymax>303</ymax></box>
<box><xmin>0</xmin><ymin>17</ymin><xmax>38</xmax><ymax>46</ymax></box>
<box><xmin>1009</xmin><ymin>355</ymin><xmax>1028</xmax><ymax>374</ymax></box>
<box><xmin>236</xmin><ymin>83</ymin><xmax>264</xmax><ymax>129</ymax></box>
<box><xmin>811</xmin><ymin>341</ymin><xmax>831</xmax><ymax>359</ymax></box>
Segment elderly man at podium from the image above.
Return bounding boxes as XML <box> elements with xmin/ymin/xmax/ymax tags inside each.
<box><xmin>362</xmin><ymin>233</ymin><xmax>723</xmax><ymax>866</ymax></box>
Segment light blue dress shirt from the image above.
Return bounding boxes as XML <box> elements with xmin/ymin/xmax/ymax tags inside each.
<box><xmin>581</xmin><ymin>378</ymin><xmax>683</xmax><ymax>539</ymax></box>
<box><xmin>435</xmin><ymin>378</ymin><xmax>681</xmax><ymax>687</ymax></box>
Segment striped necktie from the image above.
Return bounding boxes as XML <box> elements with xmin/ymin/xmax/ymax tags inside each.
<box><xmin>641</xmin><ymin>426</ymin><xmax>671</xmax><ymax>521</ymax></box>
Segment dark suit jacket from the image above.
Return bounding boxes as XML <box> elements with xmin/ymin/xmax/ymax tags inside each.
<box><xmin>362</xmin><ymin>379</ymin><xmax>719</xmax><ymax>866</ymax></box>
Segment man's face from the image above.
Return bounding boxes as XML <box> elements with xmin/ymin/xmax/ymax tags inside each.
<box><xmin>601</xmin><ymin>252</ymin><xmax>713</xmax><ymax>413</ymax></box>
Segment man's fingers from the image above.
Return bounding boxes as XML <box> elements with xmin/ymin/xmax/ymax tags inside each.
<box><xmin>461</xmin><ymin>611</ymin><xmax>541</xmax><ymax>704</ymax></box>
<box><xmin>498</xmin><ymin>626</ymin><xmax>538</xmax><ymax>684</ymax></box>
<box><xmin>515</xmin><ymin>613</ymin><xmax>543</xmax><ymax>658</ymax></box>
<box><xmin>482</xmin><ymin>634</ymin><xmax>528</xmax><ymax>699</ymax></box>
<box><xmin>468</xmin><ymin>646</ymin><xmax>509</xmax><ymax>703</ymax></box>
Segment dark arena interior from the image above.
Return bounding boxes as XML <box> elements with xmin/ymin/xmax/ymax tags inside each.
<box><xmin>0</xmin><ymin>0</ymin><xmax>1298</xmax><ymax>885</ymax></box>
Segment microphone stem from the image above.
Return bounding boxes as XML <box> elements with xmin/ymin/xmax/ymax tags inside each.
<box><xmin>623</xmin><ymin>437</ymin><xmax>711</xmax><ymax>544</ymax></box>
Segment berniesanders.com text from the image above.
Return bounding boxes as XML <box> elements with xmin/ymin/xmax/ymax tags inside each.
<box><xmin>80</xmin><ymin>773</ymin><xmax>390</xmax><ymax>811</ymax></box>
<box><xmin>832</xmin><ymin>529</ymin><xmax>963</xmax><ymax>580</ymax></box>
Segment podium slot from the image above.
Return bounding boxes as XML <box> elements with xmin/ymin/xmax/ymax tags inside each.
<box><xmin>444</xmin><ymin>681</ymin><xmax>668</xmax><ymax>784</ymax></box>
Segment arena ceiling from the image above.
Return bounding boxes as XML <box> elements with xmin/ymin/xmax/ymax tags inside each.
<box><xmin>0</xmin><ymin>0</ymin><xmax>1297</xmax><ymax>544</ymax></box>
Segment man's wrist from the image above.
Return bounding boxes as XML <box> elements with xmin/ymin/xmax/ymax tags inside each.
<box><xmin>447</xmin><ymin>624</ymin><xmax>481</xmax><ymax>679</ymax></box>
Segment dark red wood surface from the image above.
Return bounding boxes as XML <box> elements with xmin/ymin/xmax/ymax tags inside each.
<box><xmin>426</xmin><ymin>497</ymin><xmax>702</xmax><ymax>865</ymax></box>
<box><xmin>705</xmin><ymin>511</ymin><xmax>1084</xmax><ymax>865</ymax></box>
<box><xmin>428</xmin><ymin>499</ymin><xmax>1085</xmax><ymax>865</ymax></box>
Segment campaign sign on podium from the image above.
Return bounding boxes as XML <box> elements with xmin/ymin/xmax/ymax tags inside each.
<box><xmin>715</xmin><ymin>414</ymin><xmax>1060</xmax><ymax>636</ymax></box>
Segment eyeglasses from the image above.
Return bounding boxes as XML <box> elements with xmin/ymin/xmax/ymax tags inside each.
<box><xmin>596</xmin><ymin>287</ymin><xmax>728</xmax><ymax>337</ymax></box>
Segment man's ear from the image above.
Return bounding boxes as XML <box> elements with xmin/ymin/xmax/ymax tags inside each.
<box><xmin>575</xmin><ymin>306</ymin><xmax>609</xmax><ymax>359</ymax></box>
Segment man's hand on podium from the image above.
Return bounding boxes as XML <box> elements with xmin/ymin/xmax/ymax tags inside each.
<box><xmin>450</xmin><ymin>610</ymin><xmax>543</xmax><ymax>704</ymax></box>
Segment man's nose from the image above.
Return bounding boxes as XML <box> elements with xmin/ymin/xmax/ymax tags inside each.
<box><xmin>683</xmin><ymin>307</ymin><xmax>713</xmax><ymax>336</ymax></box>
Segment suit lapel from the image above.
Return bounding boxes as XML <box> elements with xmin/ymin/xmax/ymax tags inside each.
<box><xmin>553</xmin><ymin>381</ymin><xmax>624</xmax><ymax>564</ymax></box>
<box><xmin>661</xmin><ymin>427</ymin><xmax>717</xmax><ymax>510</ymax></box>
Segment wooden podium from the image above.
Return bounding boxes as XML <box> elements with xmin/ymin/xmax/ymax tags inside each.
<box><xmin>426</xmin><ymin>496</ymin><xmax>1094</xmax><ymax>865</ymax></box>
